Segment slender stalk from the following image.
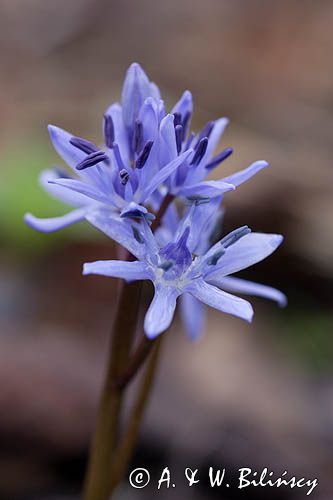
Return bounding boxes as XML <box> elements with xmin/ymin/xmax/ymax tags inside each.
<box><xmin>109</xmin><ymin>336</ymin><xmax>163</xmax><ymax>494</ymax></box>
<box><xmin>83</xmin><ymin>280</ymin><xmax>142</xmax><ymax>500</ymax></box>
<box><xmin>83</xmin><ymin>194</ymin><xmax>175</xmax><ymax>499</ymax></box>
<box><xmin>115</xmin><ymin>334</ymin><xmax>153</xmax><ymax>390</ymax></box>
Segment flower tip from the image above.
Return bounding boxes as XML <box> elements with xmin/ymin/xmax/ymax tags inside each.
<box><xmin>271</xmin><ymin>234</ymin><xmax>284</xmax><ymax>249</ymax></box>
<box><xmin>257</xmin><ymin>160</ymin><xmax>270</xmax><ymax>169</ymax></box>
<box><xmin>129</xmin><ymin>61</ymin><xmax>142</xmax><ymax>72</ymax></box>
<box><xmin>47</xmin><ymin>124</ymin><xmax>57</xmax><ymax>136</ymax></box>
<box><xmin>47</xmin><ymin>124</ymin><xmax>67</xmax><ymax>145</ymax></box>
<box><xmin>82</xmin><ymin>263</ymin><xmax>92</xmax><ymax>275</ymax></box>
<box><xmin>278</xmin><ymin>293</ymin><xmax>288</xmax><ymax>308</ymax></box>
<box><xmin>183</xmin><ymin>90</ymin><xmax>193</xmax><ymax>102</ymax></box>
<box><xmin>23</xmin><ymin>212</ymin><xmax>33</xmax><ymax>226</ymax></box>
<box><xmin>246</xmin><ymin>306</ymin><xmax>254</xmax><ymax>323</ymax></box>
<box><xmin>144</xmin><ymin>324</ymin><xmax>162</xmax><ymax>340</ymax></box>
<box><xmin>127</xmin><ymin>62</ymin><xmax>148</xmax><ymax>82</ymax></box>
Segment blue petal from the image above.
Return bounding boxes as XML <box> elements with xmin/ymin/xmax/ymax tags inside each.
<box><xmin>180</xmin><ymin>293</ymin><xmax>205</xmax><ymax>341</ymax></box>
<box><xmin>208</xmin><ymin>276</ymin><xmax>287</xmax><ymax>307</ymax></box>
<box><xmin>186</xmin><ymin>197</ymin><xmax>223</xmax><ymax>254</ymax></box>
<box><xmin>139</xmin><ymin>149</ymin><xmax>193</xmax><ymax>202</ymax></box>
<box><xmin>85</xmin><ymin>209</ymin><xmax>146</xmax><ymax>259</ymax></box>
<box><xmin>144</xmin><ymin>284</ymin><xmax>180</xmax><ymax>339</ymax></box>
<box><xmin>205</xmin><ymin>233</ymin><xmax>284</xmax><ymax>279</ymax></box>
<box><xmin>121</xmin><ymin>63</ymin><xmax>154</xmax><ymax>130</ymax></box>
<box><xmin>24</xmin><ymin>207</ymin><xmax>87</xmax><ymax>233</ymax></box>
<box><xmin>204</xmin><ymin>117</ymin><xmax>229</xmax><ymax>160</ymax></box>
<box><xmin>136</xmin><ymin>98</ymin><xmax>160</xmax><ymax>187</ymax></box>
<box><xmin>149</xmin><ymin>82</ymin><xmax>161</xmax><ymax>101</ymax></box>
<box><xmin>159</xmin><ymin>114</ymin><xmax>178</xmax><ymax>166</ymax></box>
<box><xmin>48</xmin><ymin>125</ymin><xmax>87</xmax><ymax>172</ymax></box>
<box><xmin>83</xmin><ymin>260</ymin><xmax>153</xmax><ymax>281</ymax></box>
<box><xmin>186</xmin><ymin>279</ymin><xmax>253</xmax><ymax>322</ymax></box>
<box><xmin>172</xmin><ymin>90</ymin><xmax>193</xmax><ymax>119</ymax></box>
<box><xmin>178</xmin><ymin>180</ymin><xmax>235</xmax><ymax>198</ymax></box>
<box><xmin>49</xmin><ymin>178</ymin><xmax>114</xmax><ymax>206</ymax></box>
<box><xmin>104</xmin><ymin>103</ymin><xmax>130</xmax><ymax>164</ymax></box>
<box><xmin>39</xmin><ymin>169</ymin><xmax>89</xmax><ymax>207</ymax></box>
<box><xmin>222</xmin><ymin>161</ymin><xmax>269</xmax><ymax>187</ymax></box>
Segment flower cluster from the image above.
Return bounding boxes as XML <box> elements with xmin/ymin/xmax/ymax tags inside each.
<box><xmin>25</xmin><ymin>63</ymin><xmax>286</xmax><ymax>339</ymax></box>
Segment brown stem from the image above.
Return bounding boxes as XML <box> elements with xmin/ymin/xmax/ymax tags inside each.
<box><xmin>83</xmin><ymin>193</ymin><xmax>175</xmax><ymax>499</ymax></box>
<box><xmin>83</xmin><ymin>280</ymin><xmax>142</xmax><ymax>500</ymax></box>
<box><xmin>114</xmin><ymin>334</ymin><xmax>154</xmax><ymax>390</ymax></box>
<box><xmin>109</xmin><ymin>336</ymin><xmax>163</xmax><ymax>494</ymax></box>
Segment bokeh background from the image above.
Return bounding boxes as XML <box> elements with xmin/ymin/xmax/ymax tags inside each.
<box><xmin>0</xmin><ymin>1</ymin><xmax>333</xmax><ymax>499</ymax></box>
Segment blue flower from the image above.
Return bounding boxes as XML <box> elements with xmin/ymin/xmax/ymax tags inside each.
<box><xmin>83</xmin><ymin>203</ymin><xmax>286</xmax><ymax>339</ymax></box>
<box><xmin>24</xmin><ymin>63</ymin><xmax>268</xmax><ymax>245</ymax></box>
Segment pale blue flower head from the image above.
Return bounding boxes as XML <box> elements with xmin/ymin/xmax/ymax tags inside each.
<box><xmin>24</xmin><ymin>62</ymin><xmax>269</xmax><ymax>249</ymax></box>
<box><xmin>83</xmin><ymin>201</ymin><xmax>286</xmax><ymax>340</ymax></box>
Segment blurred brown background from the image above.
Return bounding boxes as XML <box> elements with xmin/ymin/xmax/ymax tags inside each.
<box><xmin>0</xmin><ymin>1</ymin><xmax>332</xmax><ymax>499</ymax></box>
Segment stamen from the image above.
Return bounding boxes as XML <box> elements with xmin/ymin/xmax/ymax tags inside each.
<box><xmin>132</xmin><ymin>119</ymin><xmax>143</xmax><ymax>154</ymax></box>
<box><xmin>121</xmin><ymin>209</ymin><xmax>155</xmax><ymax>222</ymax></box>
<box><xmin>221</xmin><ymin>225</ymin><xmax>251</xmax><ymax>248</ymax></box>
<box><xmin>70</xmin><ymin>136</ymin><xmax>98</xmax><ymax>155</ymax></box>
<box><xmin>159</xmin><ymin>261</ymin><xmax>173</xmax><ymax>271</ymax></box>
<box><xmin>132</xmin><ymin>226</ymin><xmax>144</xmax><ymax>244</ymax></box>
<box><xmin>113</xmin><ymin>143</ymin><xmax>126</xmax><ymax>171</ymax></box>
<box><xmin>190</xmin><ymin>137</ymin><xmax>208</xmax><ymax>166</ymax></box>
<box><xmin>207</xmin><ymin>248</ymin><xmax>225</xmax><ymax>266</ymax></box>
<box><xmin>119</xmin><ymin>169</ymin><xmax>129</xmax><ymax>185</ymax></box>
<box><xmin>205</xmin><ymin>147</ymin><xmax>233</xmax><ymax>170</ymax></box>
<box><xmin>103</xmin><ymin>114</ymin><xmax>115</xmax><ymax>148</ymax></box>
<box><xmin>135</xmin><ymin>140</ymin><xmax>154</xmax><ymax>169</ymax></box>
<box><xmin>76</xmin><ymin>150</ymin><xmax>108</xmax><ymax>170</ymax></box>
<box><xmin>175</xmin><ymin>124</ymin><xmax>183</xmax><ymax>154</ymax></box>
<box><xmin>173</xmin><ymin>112</ymin><xmax>182</xmax><ymax>127</ymax></box>
<box><xmin>181</xmin><ymin>111</ymin><xmax>192</xmax><ymax>139</ymax></box>
<box><xmin>185</xmin><ymin>195</ymin><xmax>211</xmax><ymax>206</ymax></box>
<box><xmin>197</xmin><ymin>121</ymin><xmax>214</xmax><ymax>143</ymax></box>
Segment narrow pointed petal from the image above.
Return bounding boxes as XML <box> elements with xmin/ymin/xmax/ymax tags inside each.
<box><xmin>24</xmin><ymin>207</ymin><xmax>87</xmax><ymax>233</ymax></box>
<box><xmin>171</xmin><ymin>90</ymin><xmax>193</xmax><ymax>124</ymax></box>
<box><xmin>122</xmin><ymin>63</ymin><xmax>153</xmax><ymax>129</ymax></box>
<box><xmin>104</xmin><ymin>103</ymin><xmax>131</xmax><ymax>163</ymax></box>
<box><xmin>83</xmin><ymin>260</ymin><xmax>153</xmax><ymax>281</ymax></box>
<box><xmin>85</xmin><ymin>209</ymin><xmax>146</xmax><ymax>259</ymax></box>
<box><xmin>144</xmin><ymin>285</ymin><xmax>179</xmax><ymax>339</ymax></box>
<box><xmin>209</xmin><ymin>276</ymin><xmax>287</xmax><ymax>307</ymax></box>
<box><xmin>39</xmin><ymin>169</ymin><xmax>89</xmax><ymax>207</ymax></box>
<box><xmin>48</xmin><ymin>125</ymin><xmax>87</xmax><ymax>172</ymax></box>
<box><xmin>204</xmin><ymin>117</ymin><xmax>229</xmax><ymax>160</ymax></box>
<box><xmin>187</xmin><ymin>279</ymin><xmax>253</xmax><ymax>322</ymax></box>
<box><xmin>178</xmin><ymin>180</ymin><xmax>235</xmax><ymax>198</ymax></box>
<box><xmin>223</xmin><ymin>161</ymin><xmax>269</xmax><ymax>187</ymax></box>
<box><xmin>180</xmin><ymin>293</ymin><xmax>205</xmax><ymax>341</ymax></box>
<box><xmin>185</xmin><ymin>196</ymin><xmax>222</xmax><ymax>253</ymax></box>
<box><xmin>149</xmin><ymin>82</ymin><xmax>161</xmax><ymax>100</ymax></box>
<box><xmin>159</xmin><ymin>114</ymin><xmax>178</xmax><ymax>166</ymax></box>
<box><xmin>206</xmin><ymin>233</ymin><xmax>284</xmax><ymax>279</ymax></box>
<box><xmin>139</xmin><ymin>149</ymin><xmax>193</xmax><ymax>202</ymax></box>
<box><xmin>49</xmin><ymin>178</ymin><xmax>113</xmax><ymax>206</ymax></box>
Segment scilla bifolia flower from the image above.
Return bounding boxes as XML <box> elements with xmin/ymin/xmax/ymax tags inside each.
<box><xmin>83</xmin><ymin>202</ymin><xmax>285</xmax><ymax>339</ymax></box>
<box><xmin>24</xmin><ymin>63</ymin><xmax>268</xmax><ymax>246</ymax></box>
<box><xmin>24</xmin><ymin>62</ymin><xmax>286</xmax><ymax>500</ymax></box>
